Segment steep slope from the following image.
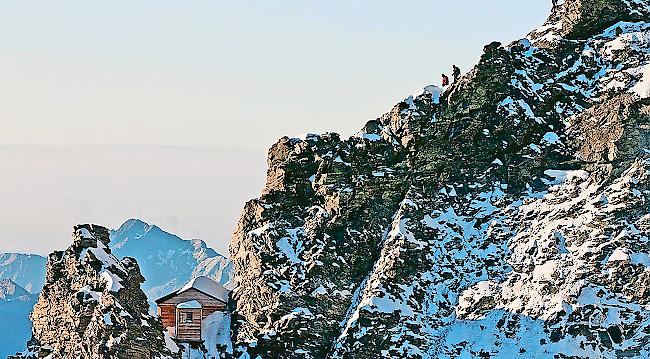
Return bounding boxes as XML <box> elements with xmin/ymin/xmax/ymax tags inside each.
<box><xmin>0</xmin><ymin>253</ymin><xmax>46</xmax><ymax>293</ymax></box>
<box><xmin>109</xmin><ymin>219</ymin><xmax>232</xmax><ymax>305</ymax></box>
<box><xmin>0</xmin><ymin>280</ymin><xmax>37</xmax><ymax>358</ymax></box>
<box><xmin>228</xmin><ymin>0</ymin><xmax>650</xmax><ymax>358</ymax></box>
<box><xmin>14</xmin><ymin>224</ymin><xmax>179</xmax><ymax>359</ymax></box>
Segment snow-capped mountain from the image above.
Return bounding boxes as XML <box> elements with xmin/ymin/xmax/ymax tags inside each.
<box><xmin>0</xmin><ymin>280</ymin><xmax>37</xmax><ymax>358</ymax></box>
<box><xmin>0</xmin><ymin>253</ymin><xmax>46</xmax><ymax>294</ymax></box>
<box><xmin>13</xmin><ymin>0</ymin><xmax>650</xmax><ymax>358</ymax></box>
<box><xmin>109</xmin><ymin>219</ymin><xmax>232</xmax><ymax>306</ymax></box>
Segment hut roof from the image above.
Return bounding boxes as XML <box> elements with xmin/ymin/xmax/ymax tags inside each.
<box><xmin>155</xmin><ymin>276</ymin><xmax>229</xmax><ymax>304</ymax></box>
<box><xmin>177</xmin><ymin>300</ymin><xmax>202</xmax><ymax>309</ymax></box>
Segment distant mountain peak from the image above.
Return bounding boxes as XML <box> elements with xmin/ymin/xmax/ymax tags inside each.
<box><xmin>108</xmin><ymin>219</ymin><xmax>232</xmax><ymax>308</ymax></box>
<box><xmin>0</xmin><ymin>253</ymin><xmax>46</xmax><ymax>294</ymax></box>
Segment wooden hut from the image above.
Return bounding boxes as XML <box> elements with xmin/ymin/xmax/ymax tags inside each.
<box><xmin>155</xmin><ymin>276</ymin><xmax>229</xmax><ymax>342</ymax></box>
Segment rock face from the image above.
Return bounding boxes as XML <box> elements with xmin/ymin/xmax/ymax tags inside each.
<box><xmin>228</xmin><ymin>0</ymin><xmax>650</xmax><ymax>358</ymax></box>
<box><xmin>16</xmin><ymin>225</ymin><xmax>179</xmax><ymax>359</ymax></box>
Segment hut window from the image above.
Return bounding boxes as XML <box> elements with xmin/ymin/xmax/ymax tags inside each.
<box><xmin>179</xmin><ymin>312</ymin><xmax>193</xmax><ymax>323</ymax></box>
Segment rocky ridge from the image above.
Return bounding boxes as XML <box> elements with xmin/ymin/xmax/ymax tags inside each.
<box><xmin>14</xmin><ymin>225</ymin><xmax>179</xmax><ymax>359</ymax></box>
<box><xmin>228</xmin><ymin>0</ymin><xmax>650</xmax><ymax>358</ymax></box>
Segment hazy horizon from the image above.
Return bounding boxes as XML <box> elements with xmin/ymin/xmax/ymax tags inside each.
<box><xmin>0</xmin><ymin>1</ymin><xmax>552</xmax><ymax>256</ymax></box>
<box><xmin>0</xmin><ymin>144</ymin><xmax>266</xmax><ymax>255</ymax></box>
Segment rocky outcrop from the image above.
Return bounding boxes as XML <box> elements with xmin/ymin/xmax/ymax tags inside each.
<box><xmin>228</xmin><ymin>0</ymin><xmax>650</xmax><ymax>358</ymax></box>
<box><xmin>14</xmin><ymin>225</ymin><xmax>179</xmax><ymax>359</ymax></box>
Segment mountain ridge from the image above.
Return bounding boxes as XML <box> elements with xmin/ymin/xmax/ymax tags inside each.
<box><xmin>12</xmin><ymin>0</ymin><xmax>650</xmax><ymax>357</ymax></box>
<box><xmin>228</xmin><ymin>0</ymin><xmax>650</xmax><ymax>357</ymax></box>
<box><xmin>0</xmin><ymin>253</ymin><xmax>46</xmax><ymax>294</ymax></box>
<box><xmin>109</xmin><ymin>218</ymin><xmax>232</xmax><ymax>306</ymax></box>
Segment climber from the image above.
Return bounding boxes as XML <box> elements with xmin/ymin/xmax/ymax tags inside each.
<box><xmin>452</xmin><ymin>65</ymin><xmax>461</xmax><ymax>82</ymax></box>
<box><xmin>552</xmin><ymin>0</ymin><xmax>558</xmax><ymax>7</ymax></box>
<box><xmin>442</xmin><ymin>73</ymin><xmax>450</xmax><ymax>87</ymax></box>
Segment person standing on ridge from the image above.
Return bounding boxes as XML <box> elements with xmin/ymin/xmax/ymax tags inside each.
<box><xmin>552</xmin><ymin>0</ymin><xmax>558</xmax><ymax>8</ymax></box>
<box><xmin>442</xmin><ymin>73</ymin><xmax>450</xmax><ymax>87</ymax></box>
<box><xmin>452</xmin><ymin>65</ymin><xmax>461</xmax><ymax>82</ymax></box>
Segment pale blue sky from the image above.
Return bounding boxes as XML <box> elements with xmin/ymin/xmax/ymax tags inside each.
<box><xmin>0</xmin><ymin>1</ymin><xmax>552</xmax><ymax>255</ymax></box>
<box><xmin>0</xmin><ymin>0</ymin><xmax>550</xmax><ymax>150</ymax></box>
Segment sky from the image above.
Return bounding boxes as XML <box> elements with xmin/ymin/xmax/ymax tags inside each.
<box><xmin>0</xmin><ymin>1</ymin><xmax>551</xmax><ymax>255</ymax></box>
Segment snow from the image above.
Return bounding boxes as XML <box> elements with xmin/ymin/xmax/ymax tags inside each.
<box><xmin>291</xmin><ymin>133</ymin><xmax>319</xmax><ymax>141</ymax></box>
<box><xmin>405</xmin><ymin>85</ymin><xmax>442</xmax><ymax>110</ymax></box>
<box><xmin>542</xmin><ymin>169</ymin><xmax>589</xmax><ymax>185</ymax></box>
<box><xmin>419</xmin><ymin>85</ymin><xmax>442</xmax><ymax>104</ymax></box>
<box><xmin>608</xmin><ymin>248</ymin><xmax>630</xmax><ymax>262</ymax></box>
<box><xmin>78</xmin><ymin>285</ymin><xmax>100</xmax><ymax>302</ymax></box>
<box><xmin>77</xmin><ymin>228</ymin><xmax>94</xmax><ymax>239</ymax></box>
<box><xmin>249</xmin><ymin>223</ymin><xmax>272</xmax><ymax>236</ymax></box>
<box><xmin>78</xmin><ymin>239</ymin><xmax>126</xmax><ymax>293</ymax></box>
<box><xmin>529</xmin><ymin>143</ymin><xmax>541</xmax><ymax>153</ymax></box>
<box><xmin>357</xmin><ymin>132</ymin><xmax>381</xmax><ymax>142</ymax></box>
<box><xmin>630</xmin><ymin>252</ymin><xmax>650</xmax><ymax>266</ymax></box>
<box><xmin>279</xmin><ymin>307</ymin><xmax>313</xmax><ymax>323</ymax></box>
<box><xmin>101</xmin><ymin>270</ymin><xmax>124</xmax><ymax>292</ymax></box>
<box><xmin>631</xmin><ymin>63</ymin><xmax>650</xmax><ymax>98</ymax></box>
<box><xmin>276</xmin><ymin>227</ymin><xmax>305</xmax><ymax>264</ymax></box>
<box><xmin>311</xmin><ymin>286</ymin><xmax>327</xmax><ymax>296</ymax></box>
<box><xmin>202</xmin><ymin>311</ymin><xmax>232</xmax><ymax>356</ymax></box>
<box><xmin>542</xmin><ymin>132</ymin><xmax>560</xmax><ymax>144</ymax></box>
<box><xmin>177</xmin><ymin>300</ymin><xmax>201</xmax><ymax>309</ymax></box>
<box><xmin>178</xmin><ymin>276</ymin><xmax>229</xmax><ymax>303</ymax></box>
<box><xmin>164</xmin><ymin>330</ymin><xmax>180</xmax><ymax>353</ymax></box>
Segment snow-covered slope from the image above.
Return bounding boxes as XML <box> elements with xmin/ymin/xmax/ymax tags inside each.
<box><xmin>109</xmin><ymin>219</ymin><xmax>232</xmax><ymax>306</ymax></box>
<box><xmin>226</xmin><ymin>0</ymin><xmax>650</xmax><ymax>358</ymax></box>
<box><xmin>0</xmin><ymin>253</ymin><xmax>46</xmax><ymax>293</ymax></box>
<box><xmin>0</xmin><ymin>280</ymin><xmax>36</xmax><ymax>358</ymax></box>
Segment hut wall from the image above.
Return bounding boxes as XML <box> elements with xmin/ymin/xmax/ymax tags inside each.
<box><xmin>176</xmin><ymin>308</ymin><xmax>203</xmax><ymax>341</ymax></box>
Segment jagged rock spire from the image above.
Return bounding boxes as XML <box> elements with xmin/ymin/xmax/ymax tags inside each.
<box><xmin>13</xmin><ymin>225</ymin><xmax>180</xmax><ymax>359</ymax></box>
